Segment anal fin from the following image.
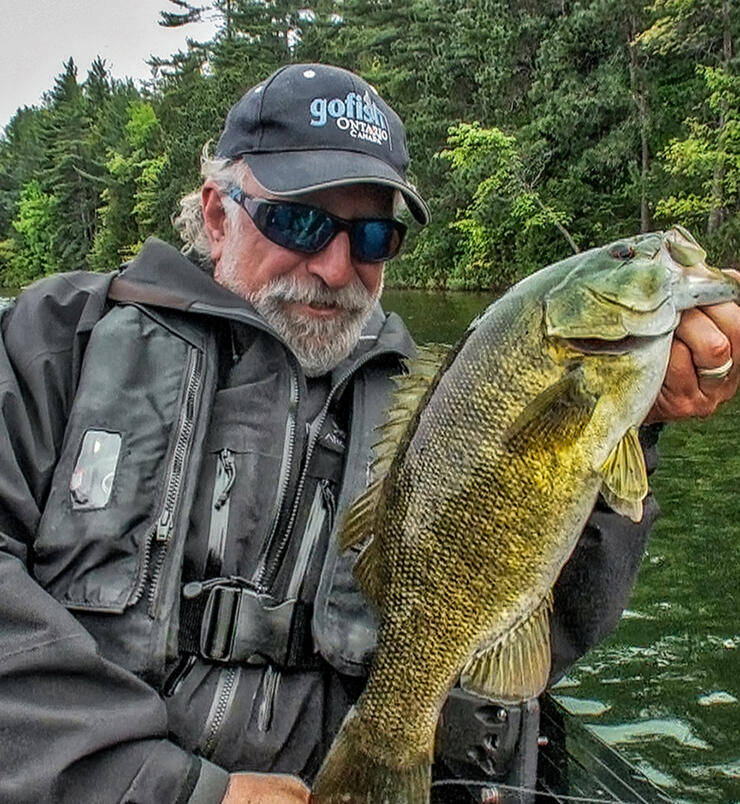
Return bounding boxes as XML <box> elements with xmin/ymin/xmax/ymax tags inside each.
<box><xmin>460</xmin><ymin>593</ymin><xmax>552</xmax><ymax>703</ymax></box>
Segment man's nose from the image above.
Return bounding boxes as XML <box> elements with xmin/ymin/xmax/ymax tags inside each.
<box><xmin>306</xmin><ymin>232</ymin><xmax>355</xmax><ymax>288</ymax></box>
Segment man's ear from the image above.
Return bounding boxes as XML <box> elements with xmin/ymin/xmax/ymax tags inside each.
<box><xmin>202</xmin><ymin>181</ymin><xmax>228</xmax><ymax>264</ymax></box>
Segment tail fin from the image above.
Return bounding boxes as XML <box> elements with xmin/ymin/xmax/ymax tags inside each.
<box><xmin>311</xmin><ymin>707</ymin><xmax>432</xmax><ymax>804</ymax></box>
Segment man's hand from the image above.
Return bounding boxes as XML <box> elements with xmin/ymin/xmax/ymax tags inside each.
<box><xmin>647</xmin><ymin>270</ymin><xmax>740</xmax><ymax>423</ymax></box>
<box><xmin>222</xmin><ymin>772</ymin><xmax>310</xmax><ymax>804</ymax></box>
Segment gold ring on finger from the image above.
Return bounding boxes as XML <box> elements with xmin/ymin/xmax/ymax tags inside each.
<box><xmin>697</xmin><ymin>357</ymin><xmax>733</xmax><ymax>381</ymax></box>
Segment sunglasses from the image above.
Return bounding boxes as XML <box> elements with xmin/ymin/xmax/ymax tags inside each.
<box><xmin>226</xmin><ymin>185</ymin><xmax>407</xmax><ymax>263</ymax></box>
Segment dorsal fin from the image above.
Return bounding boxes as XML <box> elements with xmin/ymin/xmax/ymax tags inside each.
<box><xmin>335</xmin><ymin>343</ymin><xmax>452</xmax><ymax>609</ymax></box>
<box><xmin>370</xmin><ymin>343</ymin><xmax>451</xmax><ymax>481</ymax></box>
<box><xmin>338</xmin><ymin>480</ymin><xmax>386</xmax><ymax>609</ymax></box>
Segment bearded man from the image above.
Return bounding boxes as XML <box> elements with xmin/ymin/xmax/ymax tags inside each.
<box><xmin>0</xmin><ymin>63</ymin><xmax>737</xmax><ymax>804</ymax></box>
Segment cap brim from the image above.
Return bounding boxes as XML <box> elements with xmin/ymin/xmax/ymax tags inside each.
<box><xmin>242</xmin><ymin>150</ymin><xmax>430</xmax><ymax>225</ymax></box>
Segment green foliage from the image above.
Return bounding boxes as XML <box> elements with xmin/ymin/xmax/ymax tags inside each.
<box><xmin>1</xmin><ymin>0</ymin><xmax>738</xmax><ymax>287</ymax></box>
<box><xmin>2</xmin><ymin>180</ymin><xmax>59</xmax><ymax>285</ymax></box>
<box><xmin>434</xmin><ymin>122</ymin><xmax>577</xmax><ymax>289</ymax></box>
<box><xmin>645</xmin><ymin>0</ymin><xmax>739</xmax><ymax>265</ymax></box>
<box><xmin>91</xmin><ymin>100</ymin><xmax>168</xmax><ymax>269</ymax></box>
<box><xmin>655</xmin><ymin>65</ymin><xmax>740</xmax><ymax>263</ymax></box>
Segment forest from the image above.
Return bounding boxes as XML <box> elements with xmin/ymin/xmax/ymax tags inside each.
<box><xmin>0</xmin><ymin>0</ymin><xmax>737</xmax><ymax>290</ymax></box>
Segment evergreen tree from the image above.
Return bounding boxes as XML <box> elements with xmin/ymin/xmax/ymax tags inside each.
<box><xmin>37</xmin><ymin>59</ymin><xmax>102</xmax><ymax>269</ymax></box>
<box><xmin>91</xmin><ymin>101</ymin><xmax>168</xmax><ymax>269</ymax></box>
<box><xmin>0</xmin><ymin>107</ymin><xmax>47</xmax><ymax>241</ymax></box>
<box><xmin>159</xmin><ymin>0</ymin><xmax>207</xmax><ymax>28</ymax></box>
<box><xmin>1</xmin><ymin>0</ymin><xmax>737</xmax><ymax>287</ymax></box>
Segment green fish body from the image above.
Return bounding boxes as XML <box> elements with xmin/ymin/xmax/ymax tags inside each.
<box><xmin>311</xmin><ymin>228</ymin><xmax>740</xmax><ymax>804</ymax></box>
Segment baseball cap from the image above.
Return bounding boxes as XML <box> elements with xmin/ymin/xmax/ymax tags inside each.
<box><xmin>215</xmin><ymin>63</ymin><xmax>430</xmax><ymax>225</ymax></box>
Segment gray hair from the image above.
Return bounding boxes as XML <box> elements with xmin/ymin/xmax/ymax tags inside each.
<box><xmin>172</xmin><ymin>147</ymin><xmax>249</xmax><ymax>271</ymax></box>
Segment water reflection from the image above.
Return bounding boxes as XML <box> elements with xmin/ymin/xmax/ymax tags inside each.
<box><xmin>382</xmin><ymin>287</ymin><xmax>740</xmax><ymax>804</ymax></box>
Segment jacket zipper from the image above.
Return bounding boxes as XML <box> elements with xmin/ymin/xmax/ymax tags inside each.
<box><xmin>257</xmin><ymin>352</ymin><xmax>383</xmax><ymax>591</ymax></box>
<box><xmin>205</xmin><ymin>448</ymin><xmax>235</xmax><ymax>576</ymax></box>
<box><xmin>252</xmin><ymin>362</ymin><xmax>300</xmax><ymax>591</ymax></box>
<box><xmin>197</xmin><ymin>361</ymin><xmax>301</xmax><ymax>747</ymax></box>
<box><xmin>199</xmin><ymin>665</ymin><xmax>241</xmax><ymax>757</ymax></box>
<box><xmin>127</xmin><ymin>347</ymin><xmax>204</xmax><ymax>611</ymax></box>
<box><xmin>192</xmin><ymin>336</ymin><xmax>395</xmax><ymax>737</ymax></box>
<box><xmin>254</xmin><ymin>480</ymin><xmax>337</xmax><ymax>733</ymax></box>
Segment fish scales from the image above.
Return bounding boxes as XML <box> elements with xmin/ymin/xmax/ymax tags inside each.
<box><xmin>362</xmin><ymin>294</ymin><xmax>595</xmax><ymax>751</ymax></box>
<box><xmin>311</xmin><ymin>227</ymin><xmax>740</xmax><ymax>804</ymax></box>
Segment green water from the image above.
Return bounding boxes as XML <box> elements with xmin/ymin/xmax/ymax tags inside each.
<box><xmin>383</xmin><ymin>287</ymin><xmax>740</xmax><ymax>804</ymax></box>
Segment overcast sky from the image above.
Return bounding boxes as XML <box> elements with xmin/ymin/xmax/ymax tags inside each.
<box><xmin>0</xmin><ymin>0</ymin><xmax>219</xmax><ymax>132</ymax></box>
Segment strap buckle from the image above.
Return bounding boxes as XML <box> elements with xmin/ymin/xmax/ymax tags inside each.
<box><xmin>187</xmin><ymin>580</ymin><xmax>298</xmax><ymax>665</ymax></box>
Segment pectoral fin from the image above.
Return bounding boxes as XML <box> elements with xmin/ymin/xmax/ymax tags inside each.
<box><xmin>460</xmin><ymin>594</ymin><xmax>552</xmax><ymax>703</ymax></box>
<box><xmin>599</xmin><ymin>426</ymin><xmax>648</xmax><ymax>523</ymax></box>
<box><xmin>505</xmin><ymin>368</ymin><xmax>595</xmax><ymax>447</ymax></box>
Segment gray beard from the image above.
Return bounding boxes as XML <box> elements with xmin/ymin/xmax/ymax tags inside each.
<box><xmin>217</xmin><ymin>257</ymin><xmax>382</xmax><ymax>376</ymax></box>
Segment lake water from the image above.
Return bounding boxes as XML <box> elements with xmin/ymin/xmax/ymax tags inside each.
<box><xmin>2</xmin><ymin>283</ymin><xmax>737</xmax><ymax>801</ymax></box>
<box><xmin>383</xmin><ymin>288</ymin><xmax>739</xmax><ymax>804</ymax></box>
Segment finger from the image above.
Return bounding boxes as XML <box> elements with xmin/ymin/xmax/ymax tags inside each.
<box><xmin>648</xmin><ymin>337</ymin><xmax>736</xmax><ymax>421</ymax></box>
<box><xmin>700</xmin><ymin>297</ymin><xmax>740</xmax><ymax>366</ymax></box>
<box><xmin>662</xmin><ymin>337</ymin><xmax>701</xmax><ymax>399</ymax></box>
<box><xmin>648</xmin><ymin>273</ymin><xmax>740</xmax><ymax>423</ymax></box>
<box><xmin>646</xmin><ymin>341</ymin><xmax>695</xmax><ymax>422</ymax></box>
<box><xmin>686</xmin><ymin>297</ymin><xmax>740</xmax><ymax>401</ymax></box>
<box><xmin>674</xmin><ymin>307</ymin><xmax>732</xmax><ymax>374</ymax></box>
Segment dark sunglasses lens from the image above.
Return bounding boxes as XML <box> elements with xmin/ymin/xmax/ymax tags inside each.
<box><xmin>352</xmin><ymin>221</ymin><xmax>404</xmax><ymax>261</ymax></box>
<box><xmin>247</xmin><ymin>196</ymin><xmax>404</xmax><ymax>261</ymax></box>
<box><xmin>259</xmin><ymin>204</ymin><xmax>335</xmax><ymax>253</ymax></box>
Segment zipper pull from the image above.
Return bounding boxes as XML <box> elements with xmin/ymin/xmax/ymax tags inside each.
<box><xmin>214</xmin><ymin>448</ymin><xmax>236</xmax><ymax>510</ymax></box>
<box><xmin>156</xmin><ymin>507</ymin><xmax>172</xmax><ymax>541</ymax></box>
<box><xmin>321</xmin><ymin>479</ymin><xmax>337</xmax><ymax>531</ymax></box>
<box><xmin>182</xmin><ymin>575</ymin><xmax>252</xmax><ymax>599</ymax></box>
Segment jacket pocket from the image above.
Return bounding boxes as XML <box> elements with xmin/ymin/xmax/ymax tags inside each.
<box><xmin>34</xmin><ymin>306</ymin><xmax>198</xmax><ymax>614</ymax></box>
<box><xmin>187</xmin><ymin>384</ymin><xmax>290</xmax><ymax>581</ymax></box>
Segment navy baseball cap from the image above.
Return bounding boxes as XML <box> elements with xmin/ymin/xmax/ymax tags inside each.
<box><xmin>215</xmin><ymin>63</ymin><xmax>430</xmax><ymax>225</ymax></box>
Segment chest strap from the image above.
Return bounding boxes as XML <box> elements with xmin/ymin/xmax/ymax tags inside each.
<box><xmin>178</xmin><ymin>578</ymin><xmax>321</xmax><ymax>669</ymax></box>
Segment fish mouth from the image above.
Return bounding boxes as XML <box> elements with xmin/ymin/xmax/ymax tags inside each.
<box><xmin>564</xmin><ymin>335</ymin><xmax>646</xmax><ymax>355</ymax></box>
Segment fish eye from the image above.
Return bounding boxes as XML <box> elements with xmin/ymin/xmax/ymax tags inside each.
<box><xmin>609</xmin><ymin>243</ymin><xmax>634</xmax><ymax>260</ymax></box>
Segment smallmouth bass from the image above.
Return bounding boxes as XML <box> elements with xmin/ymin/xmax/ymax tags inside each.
<box><xmin>311</xmin><ymin>228</ymin><xmax>740</xmax><ymax>804</ymax></box>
